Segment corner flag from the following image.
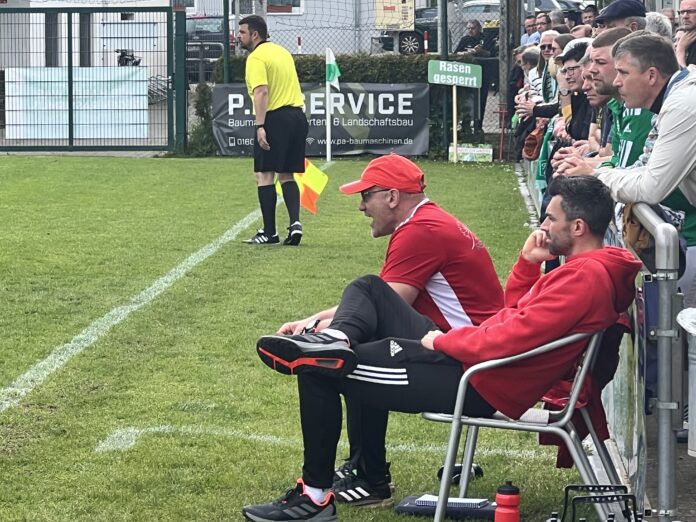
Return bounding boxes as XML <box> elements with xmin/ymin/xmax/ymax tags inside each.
<box><xmin>326</xmin><ymin>48</ymin><xmax>341</xmax><ymax>91</ymax></box>
<box><xmin>275</xmin><ymin>159</ymin><xmax>329</xmax><ymax>215</ymax></box>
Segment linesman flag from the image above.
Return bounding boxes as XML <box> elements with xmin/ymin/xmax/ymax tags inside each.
<box><xmin>276</xmin><ymin>159</ymin><xmax>329</xmax><ymax>214</ymax></box>
<box><xmin>326</xmin><ymin>48</ymin><xmax>341</xmax><ymax>91</ymax></box>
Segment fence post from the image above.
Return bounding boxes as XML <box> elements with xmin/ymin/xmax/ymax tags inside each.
<box><xmin>222</xmin><ymin>0</ymin><xmax>230</xmax><ymax>83</ymax></box>
<box><xmin>633</xmin><ymin>203</ymin><xmax>680</xmax><ymax>522</ymax></box>
<box><xmin>438</xmin><ymin>0</ymin><xmax>449</xmax><ymax>158</ymax></box>
<box><xmin>67</xmin><ymin>12</ymin><xmax>74</xmax><ymax>149</ymax></box>
<box><xmin>174</xmin><ymin>4</ymin><xmax>187</xmax><ymax>154</ymax></box>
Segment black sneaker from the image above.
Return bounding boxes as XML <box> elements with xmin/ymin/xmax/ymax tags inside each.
<box><xmin>243</xmin><ymin>230</ymin><xmax>280</xmax><ymax>245</ymax></box>
<box><xmin>332</xmin><ymin>459</ymin><xmax>357</xmax><ymax>483</ymax></box>
<box><xmin>256</xmin><ymin>332</ymin><xmax>356</xmax><ymax>377</ymax></box>
<box><xmin>242</xmin><ymin>479</ymin><xmax>337</xmax><ymax>521</ymax></box>
<box><xmin>332</xmin><ymin>473</ymin><xmax>393</xmax><ymax>508</ymax></box>
<box><xmin>283</xmin><ymin>222</ymin><xmax>303</xmax><ymax>246</ymax></box>
<box><xmin>333</xmin><ymin>460</ymin><xmax>394</xmax><ymax>493</ymax></box>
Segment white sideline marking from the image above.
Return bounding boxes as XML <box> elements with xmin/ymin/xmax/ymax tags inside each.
<box><xmin>0</xmin><ymin>209</ymin><xmax>262</xmax><ymax>414</ymax></box>
<box><xmin>0</xmin><ymin>161</ymin><xmax>334</xmax><ymax>415</ymax></box>
<box><xmin>94</xmin><ymin>424</ymin><xmax>552</xmax><ymax>461</ymax></box>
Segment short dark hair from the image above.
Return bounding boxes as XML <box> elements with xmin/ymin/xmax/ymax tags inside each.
<box><xmin>592</xmin><ymin>26</ymin><xmax>631</xmax><ymax>49</ymax></box>
<box><xmin>583</xmin><ymin>4</ymin><xmax>599</xmax><ymax>15</ymax></box>
<box><xmin>553</xmin><ymin>24</ymin><xmax>571</xmax><ymax>34</ymax></box>
<box><xmin>612</xmin><ymin>32</ymin><xmax>679</xmax><ymax>78</ymax></box>
<box><xmin>547</xmin><ymin>177</ymin><xmax>613</xmax><ymax>237</ymax></box>
<box><xmin>554</xmin><ymin>33</ymin><xmax>575</xmax><ymax>51</ymax></box>
<box><xmin>239</xmin><ymin>15</ymin><xmax>268</xmax><ymax>40</ymax></box>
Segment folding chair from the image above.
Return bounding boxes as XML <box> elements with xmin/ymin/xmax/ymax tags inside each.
<box><xmin>423</xmin><ymin>330</ymin><xmax>622</xmax><ymax>522</ymax></box>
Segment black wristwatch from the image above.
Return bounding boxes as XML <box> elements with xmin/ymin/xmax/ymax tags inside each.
<box><xmin>256</xmin><ymin>123</ymin><xmax>265</xmax><ymax>129</ymax></box>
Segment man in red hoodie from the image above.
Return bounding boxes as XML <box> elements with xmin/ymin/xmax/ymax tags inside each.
<box><xmin>243</xmin><ymin>176</ymin><xmax>642</xmax><ymax>522</ymax></box>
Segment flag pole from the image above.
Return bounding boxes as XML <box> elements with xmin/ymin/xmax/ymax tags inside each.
<box><xmin>325</xmin><ymin>48</ymin><xmax>332</xmax><ymax>162</ymax></box>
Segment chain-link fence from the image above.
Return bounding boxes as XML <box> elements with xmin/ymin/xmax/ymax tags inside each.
<box><xmin>183</xmin><ymin>0</ymin><xmax>506</xmax><ymax>143</ymax></box>
<box><xmin>0</xmin><ymin>7</ymin><xmax>171</xmax><ymax>151</ymax></box>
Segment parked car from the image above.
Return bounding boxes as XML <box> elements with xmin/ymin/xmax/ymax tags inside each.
<box><xmin>186</xmin><ymin>16</ymin><xmax>234</xmax><ymax>82</ymax></box>
<box><xmin>379</xmin><ymin>0</ymin><xmax>567</xmax><ymax>55</ymax></box>
<box><xmin>459</xmin><ymin>0</ymin><xmax>570</xmax><ymax>18</ymax></box>
<box><xmin>379</xmin><ymin>7</ymin><xmax>439</xmax><ymax>54</ymax></box>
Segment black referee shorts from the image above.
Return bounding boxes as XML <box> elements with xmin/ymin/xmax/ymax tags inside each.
<box><xmin>254</xmin><ymin>106</ymin><xmax>309</xmax><ymax>174</ymax></box>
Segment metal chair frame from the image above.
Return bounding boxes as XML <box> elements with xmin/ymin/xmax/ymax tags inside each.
<box><xmin>423</xmin><ymin>330</ymin><xmax>624</xmax><ymax>521</ymax></box>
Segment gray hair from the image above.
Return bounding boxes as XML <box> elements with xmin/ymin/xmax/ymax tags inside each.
<box><xmin>645</xmin><ymin>12</ymin><xmax>673</xmax><ymax>40</ymax></box>
<box><xmin>625</xmin><ymin>16</ymin><xmax>647</xmax><ymax>30</ymax></box>
<box><xmin>613</xmin><ymin>32</ymin><xmax>679</xmax><ymax>78</ymax></box>
<box><xmin>549</xmin><ymin>9</ymin><xmax>566</xmax><ymax>25</ymax></box>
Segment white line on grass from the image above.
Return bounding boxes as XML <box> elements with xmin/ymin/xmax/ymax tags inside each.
<box><xmin>0</xmin><ymin>161</ymin><xmax>335</xmax><ymax>415</ymax></box>
<box><xmin>94</xmin><ymin>424</ymin><xmax>551</xmax><ymax>461</ymax></box>
<box><xmin>0</xmin><ymin>209</ymin><xmax>263</xmax><ymax>414</ymax></box>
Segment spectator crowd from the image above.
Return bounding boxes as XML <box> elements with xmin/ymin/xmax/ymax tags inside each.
<box><xmin>508</xmin><ymin>0</ymin><xmax>696</xmax><ymax>286</ymax></box>
<box><xmin>507</xmin><ymin>0</ymin><xmax>696</xmax><ymax>445</ymax></box>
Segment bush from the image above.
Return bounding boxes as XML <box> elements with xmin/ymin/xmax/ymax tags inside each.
<box><xmin>187</xmin><ymin>82</ymin><xmax>218</xmax><ymax>157</ymax></box>
<box><xmin>213</xmin><ymin>53</ymin><xmax>477</xmax><ymax>159</ymax></box>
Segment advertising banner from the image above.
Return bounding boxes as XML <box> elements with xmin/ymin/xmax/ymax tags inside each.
<box><xmin>212</xmin><ymin>82</ymin><xmax>429</xmax><ymax>157</ymax></box>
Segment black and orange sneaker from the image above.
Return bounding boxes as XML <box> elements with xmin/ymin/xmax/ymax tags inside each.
<box><xmin>256</xmin><ymin>332</ymin><xmax>356</xmax><ymax>377</ymax></box>
<box><xmin>242</xmin><ymin>479</ymin><xmax>337</xmax><ymax>521</ymax></box>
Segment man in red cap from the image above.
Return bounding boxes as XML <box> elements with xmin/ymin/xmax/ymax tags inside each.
<box><xmin>243</xmin><ymin>176</ymin><xmax>641</xmax><ymax>522</ymax></box>
<box><xmin>273</xmin><ymin>153</ymin><xmax>503</xmax><ymax>507</ymax></box>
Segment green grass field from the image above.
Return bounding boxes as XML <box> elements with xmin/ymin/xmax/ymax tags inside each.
<box><xmin>0</xmin><ymin>156</ymin><xmax>583</xmax><ymax>521</ymax></box>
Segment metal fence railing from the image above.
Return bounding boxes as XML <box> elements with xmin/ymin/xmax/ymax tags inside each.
<box><xmin>0</xmin><ymin>7</ymin><xmax>172</xmax><ymax>151</ymax></box>
<box><xmin>522</xmin><ymin>163</ymin><xmax>687</xmax><ymax>522</ymax></box>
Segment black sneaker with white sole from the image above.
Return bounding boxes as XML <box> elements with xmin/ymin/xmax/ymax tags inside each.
<box><xmin>242</xmin><ymin>479</ymin><xmax>337</xmax><ymax>521</ymax></box>
<box><xmin>243</xmin><ymin>230</ymin><xmax>280</xmax><ymax>245</ymax></box>
<box><xmin>256</xmin><ymin>332</ymin><xmax>356</xmax><ymax>377</ymax></box>
<box><xmin>283</xmin><ymin>221</ymin><xmax>303</xmax><ymax>246</ymax></box>
<box><xmin>332</xmin><ymin>473</ymin><xmax>393</xmax><ymax>508</ymax></box>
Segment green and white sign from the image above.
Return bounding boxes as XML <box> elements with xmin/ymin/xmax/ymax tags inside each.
<box><xmin>427</xmin><ymin>60</ymin><xmax>482</xmax><ymax>89</ymax></box>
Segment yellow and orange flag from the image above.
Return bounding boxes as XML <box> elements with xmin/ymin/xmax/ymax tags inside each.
<box><xmin>276</xmin><ymin>159</ymin><xmax>329</xmax><ymax>214</ymax></box>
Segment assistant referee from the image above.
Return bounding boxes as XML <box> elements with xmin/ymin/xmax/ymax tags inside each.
<box><xmin>238</xmin><ymin>15</ymin><xmax>309</xmax><ymax>246</ymax></box>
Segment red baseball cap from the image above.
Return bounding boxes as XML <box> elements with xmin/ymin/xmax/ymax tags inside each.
<box><xmin>339</xmin><ymin>154</ymin><xmax>427</xmax><ymax>195</ymax></box>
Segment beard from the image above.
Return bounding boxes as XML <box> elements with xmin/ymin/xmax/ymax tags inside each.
<box><xmin>594</xmin><ymin>80</ymin><xmax>617</xmax><ymax>95</ymax></box>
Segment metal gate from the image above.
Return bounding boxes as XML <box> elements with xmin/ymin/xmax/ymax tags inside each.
<box><xmin>0</xmin><ymin>7</ymin><xmax>173</xmax><ymax>151</ymax></box>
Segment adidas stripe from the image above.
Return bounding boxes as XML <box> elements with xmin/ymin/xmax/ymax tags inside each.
<box><xmin>346</xmin><ymin>364</ymin><xmax>408</xmax><ymax>385</ymax></box>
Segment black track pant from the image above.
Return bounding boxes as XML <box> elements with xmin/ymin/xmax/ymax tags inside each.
<box><xmin>299</xmin><ymin>275</ymin><xmax>494</xmax><ymax>488</ymax></box>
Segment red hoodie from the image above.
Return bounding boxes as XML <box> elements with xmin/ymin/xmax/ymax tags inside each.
<box><xmin>433</xmin><ymin>246</ymin><xmax>642</xmax><ymax>419</ymax></box>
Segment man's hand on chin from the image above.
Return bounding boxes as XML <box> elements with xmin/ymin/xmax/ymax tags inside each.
<box><xmin>521</xmin><ymin>230</ymin><xmax>555</xmax><ymax>264</ymax></box>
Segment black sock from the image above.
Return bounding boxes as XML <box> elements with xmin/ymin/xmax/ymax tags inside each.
<box><xmin>281</xmin><ymin>180</ymin><xmax>301</xmax><ymax>225</ymax></box>
<box><xmin>258</xmin><ymin>185</ymin><xmax>277</xmax><ymax>236</ymax></box>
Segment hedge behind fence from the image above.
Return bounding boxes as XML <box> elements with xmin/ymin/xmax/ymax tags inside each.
<box><xmin>212</xmin><ymin>53</ymin><xmax>477</xmax><ymax>158</ymax></box>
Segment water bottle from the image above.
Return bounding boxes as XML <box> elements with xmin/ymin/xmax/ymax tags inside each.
<box><xmin>494</xmin><ymin>480</ymin><xmax>520</xmax><ymax>522</ymax></box>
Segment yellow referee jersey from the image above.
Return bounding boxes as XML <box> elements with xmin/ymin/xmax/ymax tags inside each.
<box><xmin>245</xmin><ymin>41</ymin><xmax>304</xmax><ymax>112</ymax></box>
